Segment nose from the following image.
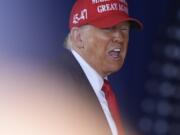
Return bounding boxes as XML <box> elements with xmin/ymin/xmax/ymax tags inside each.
<box><xmin>112</xmin><ymin>30</ymin><xmax>124</xmax><ymax>43</ymax></box>
<box><xmin>112</xmin><ymin>30</ymin><xmax>129</xmax><ymax>43</ymax></box>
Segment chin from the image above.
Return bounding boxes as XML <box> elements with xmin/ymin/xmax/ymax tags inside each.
<box><xmin>107</xmin><ymin>65</ymin><xmax>123</xmax><ymax>75</ymax></box>
<box><xmin>113</xmin><ymin>61</ymin><xmax>124</xmax><ymax>69</ymax></box>
<box><xmin>103</xmin><ymin>60</ymin><xmax>124</xmax><ymax>75</ymax></box>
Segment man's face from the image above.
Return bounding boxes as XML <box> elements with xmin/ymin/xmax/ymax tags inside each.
<box><xmin>78</xmin><ymin>22</ymin><xmax>130</xmax><ymax>77</ymax></box>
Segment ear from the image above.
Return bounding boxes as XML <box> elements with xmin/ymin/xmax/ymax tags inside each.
<box><xmin>70</xmin><ymin>27</ymin><xmax>84</xmax><ymax>49</ymax></box>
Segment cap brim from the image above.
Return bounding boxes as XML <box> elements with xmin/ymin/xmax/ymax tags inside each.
<box><xmin>90</xmin><ymin>14</ymin><xmax>143</xmax><ymax>30</ymax></box>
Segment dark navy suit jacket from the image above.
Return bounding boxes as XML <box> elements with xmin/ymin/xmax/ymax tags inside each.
<box><xmin>51</xmin><ymin>48</ymin><xmax>112</xmax><ymax>135</ymax></box>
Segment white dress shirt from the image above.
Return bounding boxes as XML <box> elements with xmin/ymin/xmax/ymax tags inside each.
<box><xmin>71</xmin><ymin>49</ymin><xmax>118</xmax><ymax>135</ymax></box>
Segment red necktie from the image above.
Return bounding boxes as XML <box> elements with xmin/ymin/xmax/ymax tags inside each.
<box><xmin>102</xmin><ymin>79</ymin><xmax>125</xmax><ymax>135</ymax></box>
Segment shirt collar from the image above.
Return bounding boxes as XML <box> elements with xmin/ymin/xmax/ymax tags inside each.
<box><xmin>71</xmin><ymin>49</ymin><xmax>104</xmax><ymax>93</ymax></box>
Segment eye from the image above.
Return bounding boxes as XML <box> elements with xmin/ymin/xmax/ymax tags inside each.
<box><xmin>120</xmin><ymin>27</ymin><xmax>129</xmax><ymax>30</ymax></box>
<box><xmin>101</xmin><ymin>27</ymin><xmax>113</xmax><ymax>33</ymax></box>
<box><xmin>119</xmin><ymin>24</ymin><xmax>130</xmax><ymax>30</ymax></box>
<box><xmin>118</xmin><ymin>27</ymin><xmax>130</xmax><ymax>34</ymax></box>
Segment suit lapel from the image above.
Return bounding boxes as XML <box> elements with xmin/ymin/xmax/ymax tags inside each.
<box><xmin>56</xmin><ymin>48</ymin><xmax>112</xmax><ymax>134</ymax></box>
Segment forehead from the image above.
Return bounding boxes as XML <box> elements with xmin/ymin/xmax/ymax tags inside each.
<box><xmin>109</xmin><ymin>21</ymin><xmax>130</xmax><ymax>29</ymax></box>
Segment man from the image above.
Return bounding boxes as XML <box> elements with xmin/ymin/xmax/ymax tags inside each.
<box><xmin>58</xmin><ymin>0</ymin><xmax>143</xmax><ymax>134</ymax></box>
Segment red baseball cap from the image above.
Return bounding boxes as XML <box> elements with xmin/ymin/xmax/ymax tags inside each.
<box><xmin>69</xmin><ymin>0</ymin><xmax>143</xmax><ymax>29</ymax></box>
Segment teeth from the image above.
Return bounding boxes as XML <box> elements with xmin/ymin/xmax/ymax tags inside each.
<box><xmin>113</xmin><ymin>48</ymin><xmax>121</xmax><ymax>52</ymax></box>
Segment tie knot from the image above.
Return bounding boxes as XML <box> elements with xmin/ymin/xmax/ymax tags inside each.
<box><xmin>102</xmin><ymin>79</ymin><xmax>113</xmax><ymax>97</ymax></box>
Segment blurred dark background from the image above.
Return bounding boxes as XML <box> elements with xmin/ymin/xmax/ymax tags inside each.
<box><xmin>0</xmin><ymin>0</ymin><xmax>179</xmax><ymax>134</ymax></box>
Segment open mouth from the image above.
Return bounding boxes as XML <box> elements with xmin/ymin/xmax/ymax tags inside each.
<box><xmin>108</xmin><ymin>48</ymin><xmax>121</xmax><ymax>60</ymax></box>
